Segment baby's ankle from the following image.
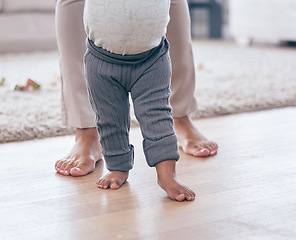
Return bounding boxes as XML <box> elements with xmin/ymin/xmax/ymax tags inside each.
<box><xmin>155</xmin><ymin>160</ymin><xmax>177</xmax><ymax>180</ymax></box>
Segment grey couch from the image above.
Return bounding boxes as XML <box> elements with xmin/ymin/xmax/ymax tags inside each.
<box><xmin>0</xmin><ymin>0</ymin><xmax>56</xmax><ymax>52</ymax></box>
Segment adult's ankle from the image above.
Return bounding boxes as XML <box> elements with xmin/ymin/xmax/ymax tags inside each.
<box><xmin>75</xmin><ymin>127</ymin><xmax>98</xmax><ymax>140</ymax></box>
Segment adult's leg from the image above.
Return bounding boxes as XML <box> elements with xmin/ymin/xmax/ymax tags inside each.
<box><xmin>168</xmin><ymin>0</ymin><xmax>218</xmax><ymax>156</ymax></box>
<box><xmin>56</xmin><ymin>0</ymin><xmax>93</xmax><ymax>127</ymax></box>
<box><xmin>55</xmin><ymin>0</ymin><xmax>101</xmax><ymax>176</ymax></box>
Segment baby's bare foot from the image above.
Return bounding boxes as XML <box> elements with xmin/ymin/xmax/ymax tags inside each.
<box><xmin>96</xmin><ymin>171</ymin><xmax>129</xmax><ymax>190</ymax></box>
<box><xmin>174</xmin><ymin>116</ymin><xmax>218</xmax><ymax>157</ymax></box>
<box><xmin>158</xmin><ymin>176</ymin><xmax>195</xmax><ymax>201</ymax></box>
<box><xmin>55</xmin><ymin>128</ymin><xmax>102</xmax><ymax>176</ymax></box>
<box><xmin>156</xmin><ymin>160</ymin><xmax>195</xmax><ymax>201</ymax></box>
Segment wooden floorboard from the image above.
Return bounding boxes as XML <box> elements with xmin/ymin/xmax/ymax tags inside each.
<box><xmin>0</xmin><ymin>107</ymin><xmax>295</xmax><ymax>240</ymax></box>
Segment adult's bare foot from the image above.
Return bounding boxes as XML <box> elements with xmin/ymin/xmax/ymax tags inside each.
<box><xmin>55</xmin><ymin>128</ymin><xmax>102</xmax><ymax>176</ymax></box>
<box><xmin>156</xmin><ymin>160</ymin><xmax>195</xmax><ymax>201</ymax></box>
<box><xmin>96</xmin><ymin>171</ymin><xmax>129</xmax><ymax>190</ymax></box>
<box><xmin>174</xmin><ymin>116</ymin><xmax>218</xmax><ymax>157</ymax></box>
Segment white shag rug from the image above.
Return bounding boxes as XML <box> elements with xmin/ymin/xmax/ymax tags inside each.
<box><xmin>1</xmin><ymin>40</ymin><xmax>296</xmax><ymax>143</ymax></box>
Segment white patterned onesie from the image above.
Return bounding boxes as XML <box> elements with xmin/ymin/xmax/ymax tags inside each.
<box><xmin>84</xmin><ymin>0</ymin><xmax>170</xmax><ymax>55</ymax></box>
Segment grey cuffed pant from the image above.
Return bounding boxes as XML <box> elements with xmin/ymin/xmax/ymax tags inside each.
<box><xmin>55</xmin><ymin>0</ymin><xmax>197</xmax><ymax>128</ymax></box>
<box><xmin>84</xmin><ymin>38</ymin><xmax>180</xmax><ymax>171</ymax></box>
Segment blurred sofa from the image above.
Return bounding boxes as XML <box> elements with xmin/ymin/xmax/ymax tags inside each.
<box><xmin>229</xmin><ymin>0</ymin><xmax>296</xmax><ymax>45</ymax></box>
<box><xmin>0</xmin><ymin>0</ymin><xmax>56</xmax><ymax>52</ymax></box>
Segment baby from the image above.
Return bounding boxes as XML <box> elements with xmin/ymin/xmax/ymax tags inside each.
<box><xmin>83</xmin><ymin>0</ymin><xmax>195</xmax><ymax>201</ymax></box>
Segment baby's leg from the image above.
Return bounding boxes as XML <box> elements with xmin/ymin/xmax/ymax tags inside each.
<box><xmin>84</xmin><ymin>49</ymin><xmax>134</xmax><ymax>190</ymax></box>
<box><xmin>131</xmin><ymin>39</ymin><xmax>195</xmax><ymax>201</ymax></box>
<box><xmin>156</xmin><ymin>160</ymin><xmax>195</xmax><ymax>201</ymax></box>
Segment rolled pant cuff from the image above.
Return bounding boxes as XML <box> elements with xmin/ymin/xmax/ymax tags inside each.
<box><xmin>104</xmin><ymin>145</ymin><xmax>134</xmax><ymax>172</ymax></box>
<box><xmin>144</xmin><ymin>135</ymin><xmax>180</xmax><ymax>167</ymax></box>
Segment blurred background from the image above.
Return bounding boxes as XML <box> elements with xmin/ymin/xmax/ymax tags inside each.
<box><xmin>189</xmin><ymin>0</ymin><xmax>296</xmax><ymax>45</ymax></box>
<box><xmin>1</xmin><ymin>0</ymin><xmax>296</xmax><ymax>53</ymax></box>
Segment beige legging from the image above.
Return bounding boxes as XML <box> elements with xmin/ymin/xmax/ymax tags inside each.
<box><xmin>56</xmin><ymin>0</ymin><xmax>197</xmax><ymax>128</ymax></box>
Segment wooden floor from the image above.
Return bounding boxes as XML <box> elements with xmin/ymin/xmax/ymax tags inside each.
<box><xmin>0</xmin><ymin>107</ymin><xmax>295</xmax><ymax>240</ymax></box>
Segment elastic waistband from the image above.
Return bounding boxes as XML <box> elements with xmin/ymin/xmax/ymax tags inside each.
<box><xmin>86</xmin><ymin>37</ymin><xmax>167</xmax><ymax>65</ymax></box>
